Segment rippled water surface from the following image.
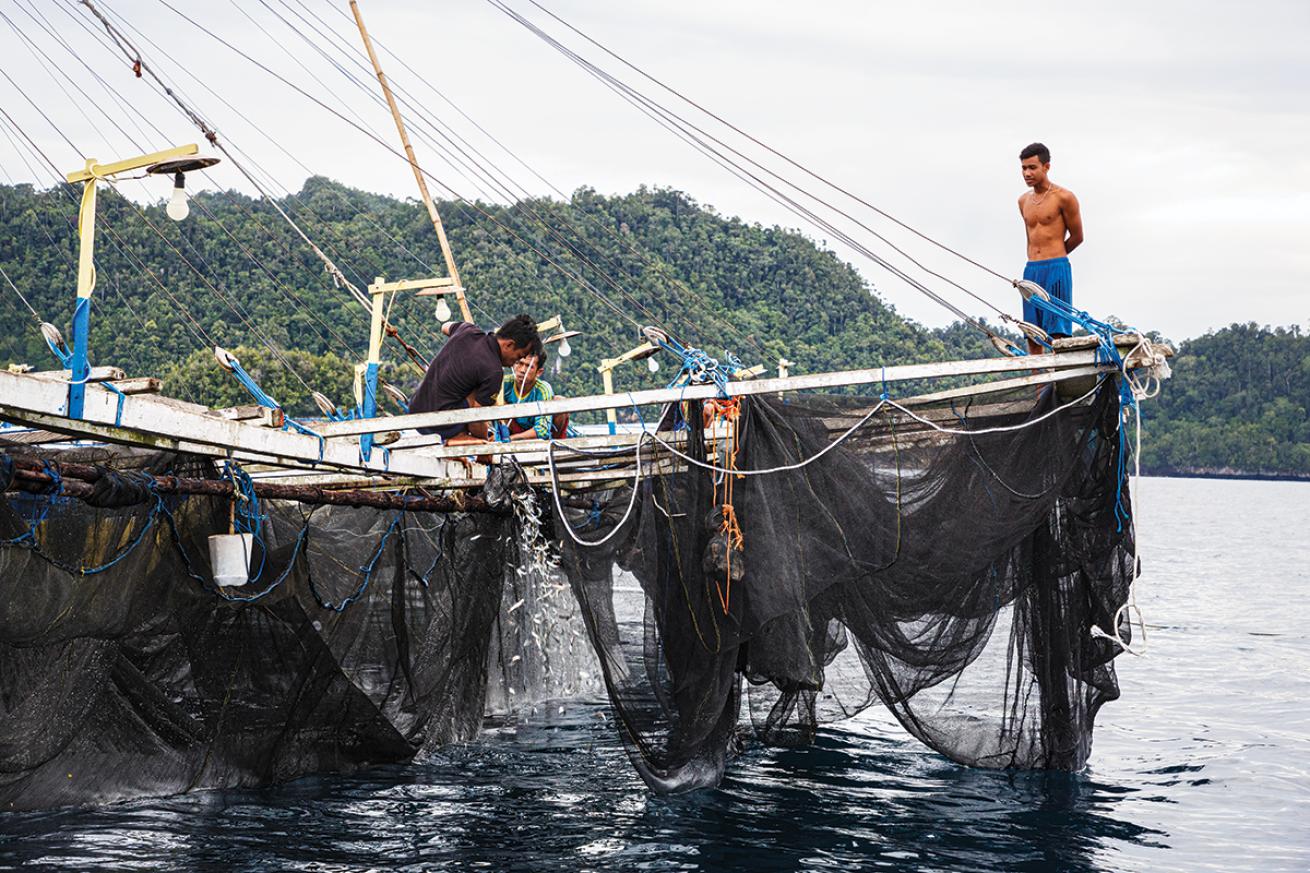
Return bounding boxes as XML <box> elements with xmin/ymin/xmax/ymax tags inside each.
<box><xmin>2</xmin><ymin>477</ymin><xmax>1307</xmax><ymax>872</ymax></box>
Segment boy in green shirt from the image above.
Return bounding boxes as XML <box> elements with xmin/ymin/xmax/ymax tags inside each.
<box><xmin>502</xmin><ymin>349</ymin><xmax>572</xmax><ymax>440</ymax></box>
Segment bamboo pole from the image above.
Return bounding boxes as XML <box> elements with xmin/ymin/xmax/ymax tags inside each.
<box><xmin>350</xmin><ymin>0</ymin><xmax>472</xmax><ymax>323</ymax></box>
<box><xmin>6</xmin><ymin>458</ymin><xmax>505</xmax><ymax>514</ymax></box>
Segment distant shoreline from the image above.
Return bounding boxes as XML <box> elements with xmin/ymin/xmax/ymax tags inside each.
<box><xmin>1140</xmin><ymin>468</ymin><xmax>1310</xmax><ymax>484</ymax></box>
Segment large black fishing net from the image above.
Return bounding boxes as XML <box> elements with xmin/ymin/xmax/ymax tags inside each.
<box><xmin>0</xmin><ymin>442</ymin><xmax>511</xmax><ymax>811</ymax></box>
<box><xmin>557</xmin><ymin>379</ymin><xmax>1135</xmax><ymax>792</ymax></box>
<box><xmin>1</xmin><ymin>377</ymin><xmax>1135</xmax><ymax>808</ymax></box>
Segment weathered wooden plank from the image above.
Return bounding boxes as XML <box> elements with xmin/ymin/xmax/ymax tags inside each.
<box><xmin>110</xmin><ymin>377</ymin><xmax>162</xmax><ymax>395</ymax></box>
<box><xmin>314</xmin><ymin>348</ymin><xmax>1141</xmax><ymax>439</ymax></box>
<box><xmin>208</xmin><ymin>404</ymin><xmax>285</xmax><ymax>428</ymax></box>
<box><xmin>1050</xmin><ymin>332</ymin><xmax>1174</xmax><ymax>357</ymax></box>
<box><xmin>32</xmin><ymin>366</ymin><xmax>126</xmax><ymax>383</ymax></box>
<box><xmin>0</xmin><ymin>370</ymin><xmax>452</xmax><ymax>479</ymax></box>
<box><xmin>900</xmin><ymin>365</ymin><xmax>1106</xmax><ymax>406</ymax></box>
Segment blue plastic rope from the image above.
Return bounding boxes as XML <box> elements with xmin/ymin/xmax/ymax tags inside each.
<box><xmin>226</xmin><ymin>358</ymin><xmax>280</xmax><ymax>409</ymax></box>
<box><xmin>308</xmin><ymin>513</ymin><xmax>401</xmax><ymax>612</ymax></box>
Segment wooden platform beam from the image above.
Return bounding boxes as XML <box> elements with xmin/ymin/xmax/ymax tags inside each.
<box><xmin>314</xmin><ymin>346</ymin><xmax>1152</xmax><ymax>440</ymax></box>
<box><xmin>0</xmin><ymin>369</ymin><xmax>454</xmax><ymax>479</ymax></box>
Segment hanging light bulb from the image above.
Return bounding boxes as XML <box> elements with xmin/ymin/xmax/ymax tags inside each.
<box><xmin>647</xmin><ymin>356</ymin><xmax>660</xmax><ymax>374</ymax></box>
<box><xmin>435</xmin><ymin>296</ymin><xmax>452</xmax><ymax>321</ymax></box>
<box><xmin>165</xmin><ymin>171</ymin><xmax>189</xmax><ymax>221</ymax></box>
<box><xmin>558</xmin><ymin>336</ymin><xmax>572</xmax><ymax>358</ymax></box>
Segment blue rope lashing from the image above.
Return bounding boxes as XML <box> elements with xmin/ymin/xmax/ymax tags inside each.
<box><xmin>223</xmin><ymin>460</ymin><xmax>269</xmax><ymax>582</ymax></box>
<box><xmin>73</xmin><ymin>491</ymin><xmax>165</xmax><ymax>576</ymax></box>
<box><xmin>101</xmin><ymin>381</ymin><xmax>127</xmax><ymax>427</ymax></box>
<box><xmin>1</xmin><ymin>460</ymin><xmax>63</xmax><ymax>546</ymax></box>
<box><xmin>404</xmin><ymin>508</ymin><xmax>445</xmax><ymax>589</ymax></box>
<box><xmin>583</xmin><ymin>499</ymin><xmax>603</xmax><ymax>531</ymax></box>
<box><xmin>284</xmin><ymin>417</ymin><xmax>327</xmax><ymax>462</ymax></box>
<box><xmin>652</xmin><ymin>334</ymin><xmax>737</xmax><ymax>399</ymax></box>
<box><xmin>214</xmin><ymin>527</ymin><xmax>309</xmax><ymax>603</ymax></box>
<box><xmin>880</xmin><ymin>366</ymin><xmax>890</xmax><ymax>401</ymax></box>
<box><xmin>226</xmin><ymin>358</ymin><xmax>281</xmax><ymax>409</ymax></box>
<box><xmin>308</xmin><ymin>513</ymin><xmax>401</xmax><ymax>612</ymax></box>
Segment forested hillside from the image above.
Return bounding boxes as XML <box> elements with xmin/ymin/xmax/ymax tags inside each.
<box><xmin>0</xmin><ymin>177</ymin><xmax>987</xmax><ymax>413</ymax></box>
<box><xmin>1140</xmin><ymin>324</ymin><xmax>1310</xmax><ymax>478</ymax></box>
<box><xmin>1</xmin><ymin>179</ymin><xmax>1305</xmax><ymax>477</ymax></box>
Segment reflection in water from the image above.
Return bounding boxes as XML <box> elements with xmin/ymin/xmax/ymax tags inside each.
<box><xmin>2</xmin><ymin>479</ymin><xmax>1308</xmax><ymax>872</ymax></box>
<box><xmin>0</xmin><ymin>705</ymin><xmax>1167</xmax><ymax>873</ymax></box>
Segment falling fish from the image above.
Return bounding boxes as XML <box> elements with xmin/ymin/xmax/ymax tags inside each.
<box><xmin>508</xmin><ymin>599</ymin><xmax>525</xmax><ymax>613</ymax></box>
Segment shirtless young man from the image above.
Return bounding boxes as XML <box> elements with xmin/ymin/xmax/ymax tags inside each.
<box><xmin>1018</xmin><ymin>142</ymin><xmax>1084</xmax><ymax>354</ymax></box>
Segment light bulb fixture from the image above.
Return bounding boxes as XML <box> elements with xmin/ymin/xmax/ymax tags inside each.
<box><xmin>647</xmin><ymin>356</ymin><xmax>660</xmax><ymax>374</ymax></box>
<box><xmin>544</xmin><ymin>328</ymin><xmax>580</xmax><ymax>357</ymax></box>
<box><xmin>166</xmin><ymin>171</ymin><xmax>189</xmax><ymax>222</ymax></box>
<box><xmin>146</xmin><ymin>154</ymin><xmax>219</xmax><ymax>222</ymax></box>
<box><xmin>434</xmin><ymin>296</ymin><xmax>452</xmax><ymax>321</ymax></box>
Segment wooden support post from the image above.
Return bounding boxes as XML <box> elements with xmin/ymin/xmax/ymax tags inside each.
<box><xmin>600</xmin><ymin>366</ymin><xmax>617</xmax><ymax>435</ymax></box>
<box><xmin>350</xmin><ymin>1</ymin><xmax>472</xmax><ymax>323</ymax></box>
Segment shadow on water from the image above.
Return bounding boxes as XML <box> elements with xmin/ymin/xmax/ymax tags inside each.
<box><xmin>0</xmin><ymin>703</ymin><xmax>1166</xmax><ymax>872</ymax></box>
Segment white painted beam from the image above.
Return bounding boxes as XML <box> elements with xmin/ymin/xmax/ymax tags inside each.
<box><xmin>0</xmin><ymin>370</ymin><xmax>452</xmax><ymax>479</ymax></box>
<box><xmin>315</xmin><ymin>349</ymin><xmax>1134</xmax><ymax>439</ymax></box>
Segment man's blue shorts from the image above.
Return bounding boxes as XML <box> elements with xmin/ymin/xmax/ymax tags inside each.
<box><xmin>1021</xmin><ymin>256</ymin><xmax>1073</xmax><ymax>338</ymax></box>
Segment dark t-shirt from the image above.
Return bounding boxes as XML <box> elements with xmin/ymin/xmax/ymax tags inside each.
<box><xmin>409</xmin><ymin>323</ymin><xmax>504</xmax><ymax>435</ymax></box>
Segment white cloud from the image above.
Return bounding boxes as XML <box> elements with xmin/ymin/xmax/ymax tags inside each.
<box><xmin>1</xmin><ymin>0</ymin><xmax>1306</xmax><ymax>340</ymax></box>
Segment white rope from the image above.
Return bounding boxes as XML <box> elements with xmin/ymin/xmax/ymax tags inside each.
<box><xmin>547</xmin><ymin>435</ymin><xmax>648</xmax><ymax>547</ymax></box>
<box><xmin>1087</xmin><ymin>331</ymin><xmax>1171</xmax><ymax>656</ymax></box>
<box><xmin>643</xmin><ymin>379</ymin><xmax>1104</xmax><ymax>477</ymax></box>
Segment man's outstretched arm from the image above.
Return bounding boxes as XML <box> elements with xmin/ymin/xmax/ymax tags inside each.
<box><xmin>1062</xmin><ymin>192</ymin><xmax>1085</xmax><ymax>253</ymax></box>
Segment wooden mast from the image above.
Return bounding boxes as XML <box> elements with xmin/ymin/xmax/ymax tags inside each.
<box><xmin>349</xmin><ymin>0</ymin><xmax>472</xmax><ymax>323</ymax></box>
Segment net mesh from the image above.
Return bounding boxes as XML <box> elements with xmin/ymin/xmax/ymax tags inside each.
<box><xmin>0</xmin><ymin>377</ymin><xmax>1135</xmax><ymax>806</ymax></box>
<box><xmin>558</xmin><ymin>381</ymin><xmax>1134</xmax><ymax>792</ymax></box>
<box><xmin>0</xmin><ymin>442</ymin><xmax>509</xmax><ymax>810</ymax></box>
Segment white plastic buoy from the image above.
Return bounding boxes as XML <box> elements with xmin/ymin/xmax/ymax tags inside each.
<box><xmin>208</xmin><ymin>533</ymin><xmax>253</xmax><ymax>588</ymax></box>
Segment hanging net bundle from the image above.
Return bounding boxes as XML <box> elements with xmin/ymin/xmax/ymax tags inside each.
<box><xmin>556</xmin><ymin>379</ymin><xmax>1135</xmax><ymax>792</ymax></box>
<box><xmin>0</xmin><ymin>377</ymin><xmax>1136</xmax><ymax>808</ymax></box>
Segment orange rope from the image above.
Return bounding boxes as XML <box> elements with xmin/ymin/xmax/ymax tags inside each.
<box><xmin>706</xmin><ymin>398</ymin><xmax>743</xmax><ymax>614</ymax></box>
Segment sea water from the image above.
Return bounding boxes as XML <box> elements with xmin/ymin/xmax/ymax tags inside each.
<box><xmin>1</xmin><ymin>477</ymin><xmax>1307</xmax><ymax>872</ymax></box>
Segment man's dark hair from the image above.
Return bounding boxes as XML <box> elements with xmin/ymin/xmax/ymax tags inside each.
<box><xmin>534</xmin><ymin>346</ymin><xmax>548</xmax><ymax>368</ymax></box>
<box><xmin>496</xmin><ymin>314</ymin><xmax>541</xmax><ymax>350</ymax></box>
<box><xmin>1020</xmin><ymin>142</ymin><xmax>1051</xmax><ymax>164</ymax></box>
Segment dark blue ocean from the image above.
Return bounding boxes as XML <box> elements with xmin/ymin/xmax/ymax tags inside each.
<box><xmin>2</xmin><ymin>477</ymin><xmax>1307</xmax><ymax>872</ymax></box>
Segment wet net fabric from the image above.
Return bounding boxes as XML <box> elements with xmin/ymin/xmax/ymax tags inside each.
<box><xmin>1</xmin><ymin>377</ymin><xmax>1135</xmax><ymax>808</ymax></box>
<box><xmin>0</xmin><ymin>444</ymin><xmax>509</xmax><ymax>811</ymax></box>
<box><xmin>559</xmin><ymin>381</ymin><xmax>1135</xmax><ymax>793</ymax></box>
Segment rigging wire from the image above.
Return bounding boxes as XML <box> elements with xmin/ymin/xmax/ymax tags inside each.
<box><xmin>1</xmin><ymin>113</ymin><xmax>206</xmax><ymax>407</ymax></box>
<box><xmin>0</xmin><ymin>79</ymin><xmax>224</xmax><ymax>361</ymax></box>
<box><xmin>313</xmin><ymin>2</ymin><xmax>761</xmax><ymax>360</ymax></box>
<box><xmin>93</xmin><ymin>0</ymin><xmax>487</xmax><ymax>337</ymax></box>
<box><xmin>79</xmin><ymin>0</ymin><xmax>437</xmax><ymax>374</ymax></box>
<box><xmin>486</xmin><ymin>0</ymin><xmax>1012</xmax><ymax>343</ymax></box>
<box><xmin>268</xmin><ymin>0</ymin><xmax>734</xmax><ymax>353</ymax></box>
<box><xmin>125</xmin><ymin>0</ymin><xmax>661</xmax><ymax>336</ymax></box>
<box><xmin>25</xmin><ymin>0</ymin><xmax>368</xmax><ymax>364</ymax></box>
<box><xmin>520</xmin><ymin>0</ymin><xmax>1015</xmax><ymax>288</ymax></box>
<box><xmin>1</xmin><ymin>13</ymin><xmax>329</xmax><ymax>399</ymax></box>
<box><xmin>77</xmin><ymin>0</ymin><xmax>444</xmax><ymax>347</ymax></box>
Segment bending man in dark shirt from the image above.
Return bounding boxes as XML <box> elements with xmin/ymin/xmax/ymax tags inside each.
<box><xmin>409</xmin><ymin>314</ymin><xmax>541</xmax><ymax>445</ymax></box>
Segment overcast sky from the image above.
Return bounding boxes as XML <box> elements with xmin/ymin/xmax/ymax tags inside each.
<box><xmin>2</xmin><ymin>0</ymin><xmax>1307</xmax><ymax>342</ymax></box>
